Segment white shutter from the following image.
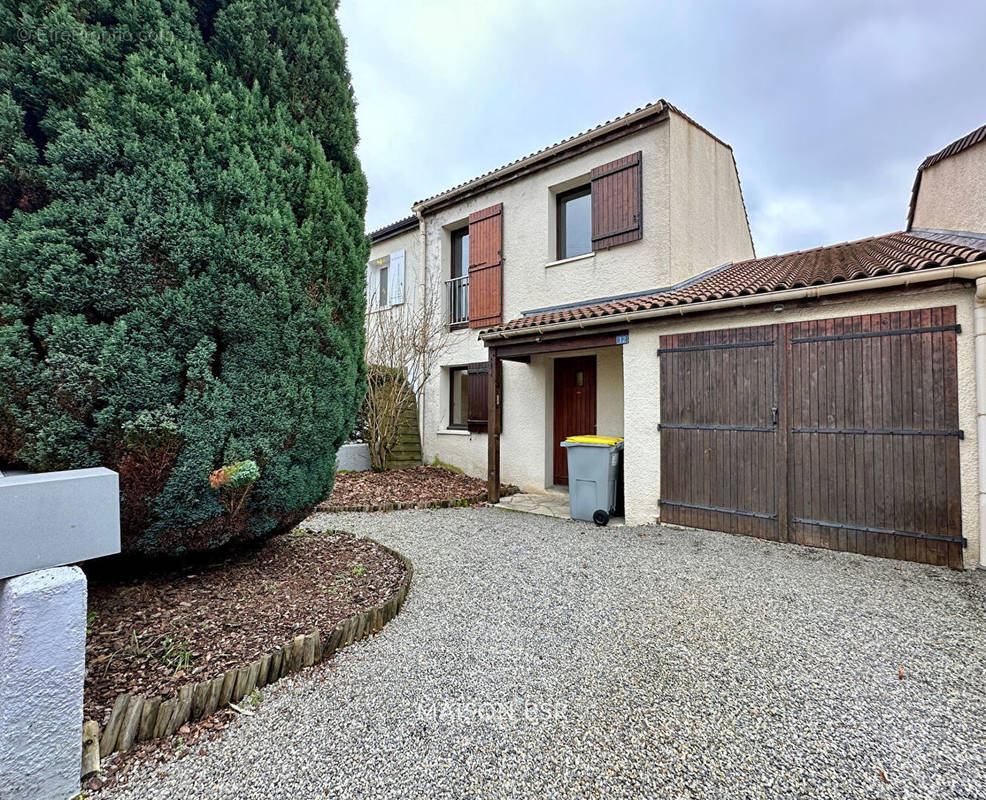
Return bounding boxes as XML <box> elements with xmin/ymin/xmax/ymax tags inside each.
<box><xmin>365</xmin><ymin>262</ymin><xmax>375</xmax><ymax>310</ymax></box>
<box><xmin>388</xmin><ymin>249</ymin><xmax>405</xmax><ymax>306</ymax></box>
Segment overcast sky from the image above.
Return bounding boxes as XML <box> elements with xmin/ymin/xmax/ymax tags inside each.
<box><xmin>339</xmin><ymin>0</ymin><xmax>986</xmax><ymax>258</ymax></box>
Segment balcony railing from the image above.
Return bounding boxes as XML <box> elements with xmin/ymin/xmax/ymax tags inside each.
<box><xmin>446</xmin><ymin>274</ymin><xmax>469</xmax><ymax>327</ymax></box>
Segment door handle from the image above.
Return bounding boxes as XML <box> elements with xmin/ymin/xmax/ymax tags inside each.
<box><xmin>771</xmin><ymin>406</ymin><xmax>779</xmax><ymax>426</ymax></box>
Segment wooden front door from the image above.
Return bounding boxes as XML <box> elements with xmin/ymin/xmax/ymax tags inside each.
<box><xmin>658</xmin><ymin>306</ymin><xmax>964</xmax><ymax>568</ymax></box>
<box><xmin>553</xmin><ymin>356</ymin><xmax>597</xmax><ymax>485</ymax></box>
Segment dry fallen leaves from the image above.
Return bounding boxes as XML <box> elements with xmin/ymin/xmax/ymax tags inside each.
<box><xmin>322</xmin><ymin>465</ymin><xmax>512</xmax><ymax>508</ymax></box>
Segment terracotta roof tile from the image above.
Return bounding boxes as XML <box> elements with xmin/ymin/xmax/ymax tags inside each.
<box><xmin>919</xmin><ymin>122</ymin><xmax>986</xmax><ymax>171</ymax></box>
<box><xmin>412</xmin><ymin>101</ymin><xmax>673</xmax><ymax>210</ymax></box>
<box><xmin>485</xmin><ymin>231</ymin><xmax>986</xmax><ymax>335</ymax></box>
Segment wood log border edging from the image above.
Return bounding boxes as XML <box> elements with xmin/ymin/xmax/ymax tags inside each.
<box><xmin>317</xmin><ymin>485</ymin><xmax>518</xmax><ymax>514</ymax></box>
<box><xmin>82</xmin><ymin>538</ymin><xmax>413</xmax><ymax>774</ymax></box>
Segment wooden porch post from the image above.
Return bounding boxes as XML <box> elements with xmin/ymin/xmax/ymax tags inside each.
<box><xmin>487</xmin><ymin>348</ymin><xmax>501</xmax><ymax>503</ymax></box>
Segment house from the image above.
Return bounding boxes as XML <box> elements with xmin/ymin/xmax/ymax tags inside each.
<box><xmin>368</xmin><ymin>101</ymin><xmax>986</xmax><ymax>570</ymax></box>
<box><xmin>368</xmin><ymin>101</ymin><xmax>753</xmax><ymax>477</ymax></box>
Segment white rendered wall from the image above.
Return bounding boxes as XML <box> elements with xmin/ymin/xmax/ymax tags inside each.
<box><xmin>0</xmin><ymin>567</ymin><xmax>87</xmax><ymax>800</ymax></box>
<box><xmin>911</xmin><ymin>141</ymin><xmax>986</xmax><ymax>234</ymax></box>
<box><xmin>336</xmin><ymin>442</ymin><xmax>371</xmax><ymax>472</ymax></box>
<box><xmin>667</xmin><ymin>110</ymin><xmax>756</xmax><ymax>282</ymax></box>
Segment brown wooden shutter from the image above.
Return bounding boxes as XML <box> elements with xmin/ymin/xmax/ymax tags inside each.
<box><xmin>466</xmin><ymin>361</ymin><xmax>489</xmax><ymax>432</ymax></box>
<box><xmin>590</xmin><ymin>151</ymin><xmax>642</xmax><ymax>250</ymax></box>
<box><xmin>467</xmin><ymin>203</ymin><xmax>503</xmax><ymax>328</ymax></box>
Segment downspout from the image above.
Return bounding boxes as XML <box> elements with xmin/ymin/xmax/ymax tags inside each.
<box><xmin>975</xmin><ymin>277</ymin><xmax>986</xmax><ymax>567</ymax></box>
<box><xmin>416</xmin><ymin>211</ymin><xmax>428</xmax><ymax>463</ymax></box>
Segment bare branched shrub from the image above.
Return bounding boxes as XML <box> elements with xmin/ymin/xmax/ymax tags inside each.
<box><xmin>363</xmin><ymin>285</ymin><xmax>450</xmax><ymax>471</ymax></box>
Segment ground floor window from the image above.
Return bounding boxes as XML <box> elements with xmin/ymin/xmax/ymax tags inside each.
<box><xmin>449</xmin><ymin>366</ymin><xmax>469</xmax><ymax>429</ymax></box>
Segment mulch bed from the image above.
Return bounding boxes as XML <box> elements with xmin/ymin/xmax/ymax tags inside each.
<box><xmin>319</xmin><ymin>465</ymin><xmax>516</xmax><ymax>511</ymax></box>
<box><xmin>84</xmin><ymin>529</ymin><xmax>406</xmax><ymax>726</ymax></box>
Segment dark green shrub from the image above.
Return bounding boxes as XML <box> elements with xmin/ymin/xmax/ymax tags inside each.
<box><xmin>0</xmin><ymin>0</ymin><xmax>367</xmax><ymax>554</ymax></box>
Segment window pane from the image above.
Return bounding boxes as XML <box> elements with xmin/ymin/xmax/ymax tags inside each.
<box><xmin>558</xmin><ymin>188</ymin><xmax>592</xmax><ymax>259</ymax></box>
<box><xmin>378</xmin><ymin>266</ymin><xmax>388</xmax><ymax>306</ymax></box>
<box><xmin>452</xmin><ymin>230</ymin><xmax>470</xmax><ymax>278</ymax></box>
<box><xmin>450</xmin><ymin>368</ymin><xmax>469</xmax><ymax>427</ymax></box>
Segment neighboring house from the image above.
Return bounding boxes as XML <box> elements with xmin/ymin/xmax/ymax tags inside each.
<box><xmin>370</xmin><ymin>102</ymin><xmax>986</xmax><ymax>570</ymax></box>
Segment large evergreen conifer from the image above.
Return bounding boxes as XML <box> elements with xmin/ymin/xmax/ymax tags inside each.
<box><xmin>0</xmin><ymin>1</ymin><xmax>367</xmax><ymax>554</ymax></box>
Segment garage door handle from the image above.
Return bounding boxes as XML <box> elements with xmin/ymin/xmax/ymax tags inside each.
<box><xmin>771</xmin><ymin>406</ymin><xmax>778</xmax><ymax>425</ymax></box>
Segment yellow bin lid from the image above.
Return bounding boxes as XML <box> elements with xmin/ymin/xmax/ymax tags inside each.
<box><xmin>565</xmin><ymin>435</ymin><xmax>624</xmax><ymax>445</ymax></box>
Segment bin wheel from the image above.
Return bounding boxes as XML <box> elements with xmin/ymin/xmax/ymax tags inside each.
<box><xmin>592</xmin><ymin>509</ymin><xmax>610</xmax><ymax>527</ymax></box>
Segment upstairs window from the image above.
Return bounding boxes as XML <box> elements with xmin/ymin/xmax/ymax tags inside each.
<box><xmin>556</xmin><ymin>185</ymin><xmax>592</xmax><ymax>259</ymax></box>
<box><xmin>366</xmin><ymin>250</ymin><xmax>405</xmax><ymax>311</ymax></box>
<box><xmin>451</xmin><ymin>227</ymin><xmax>469</xmax><ymax>278</ymax></box>
<box><xmin>447</xmin><ymin>227</ymin><xmax>470</xmax><ymax>327</ymax></box>
<box><xmin>377</xmin><ymin>265</ymin><xmax>389</xmax><ymax>307</ymax></box>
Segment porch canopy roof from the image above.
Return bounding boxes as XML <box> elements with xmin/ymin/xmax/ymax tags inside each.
<box><xmin>480</xmin><ymin>229</ymin><xmax>986</xmax><ymax>345</ymax></box>
<box><xmin>488</xmin><ymin>328</ymin><xmax>629</xmax><ymax>362</ymax></box>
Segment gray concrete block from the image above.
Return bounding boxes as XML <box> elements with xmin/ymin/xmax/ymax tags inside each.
<box><xmin>0</xmin><ymin>468</ymin><xmax>121</xmax><ymax>579</ymax></box>
<box><xmin>0</xmin><ymin>567</ymin><xmax>87</xmax><ymax>800</ymax></box>
<box><xmin>336</xmin><ymin>442</ymin><xmax>371</xmax><ymax>472</ymax></box>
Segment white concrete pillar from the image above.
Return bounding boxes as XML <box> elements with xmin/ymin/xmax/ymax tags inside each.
<box><xmin>621</xmin><ymin>328</ymin><xmax>662</xmax><ymax>526</ymax></box>
<box><xmin>0</xmin><ymin>567</ymin><xmax>87</xmax><ymax>800</ymax></box>
<box><xmin>975</xmin><ymin>291</ymin><xmax>986</xmax><ymax>568</ymax></box>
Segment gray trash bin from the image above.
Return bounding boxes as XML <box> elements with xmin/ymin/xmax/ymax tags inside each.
<box><xmin>561</xmin><ymin>436</ymin><xmax>624</xmax><ymax>525</ymax></box>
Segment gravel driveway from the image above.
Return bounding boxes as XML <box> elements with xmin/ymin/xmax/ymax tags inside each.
<box><xmin>98</xmin><ymin>508</ymin><xmax>986</xmax><ymax>799</ymax></box>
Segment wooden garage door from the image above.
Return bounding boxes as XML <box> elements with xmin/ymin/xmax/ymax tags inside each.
<box><xmin>659</xmin><ymin>324</ymin><xmax>782</xmax><ymax>541</ymax></box>
<box><xmin>659</xmin><ymin>307</ymin><xmax>965</xmax><ymax>568</ymax></box>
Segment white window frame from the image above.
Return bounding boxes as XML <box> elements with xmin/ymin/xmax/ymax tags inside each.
<box><xmin>367</xmin><ymin>249</ymin><xmax>405</xmax><ymax>312</ymax></box>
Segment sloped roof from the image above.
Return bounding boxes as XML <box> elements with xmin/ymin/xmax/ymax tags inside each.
<box><xmin>370</xmin><ymin>100</ymin><xmax>752</xmax><ymax>253</ymax></box>
<box><xmin>907</xmin><ymin>121</ymin><xmax>986</xmax><ymax>230</ymax></box>
<box><xmin>410</xmin><ymin>100</ymin><xmax>735</xmax><ymax>213</ymax></box>
<box><xmin>368</xmin><ymin>215</ymin><xmax>418</xmax><ymax>244</ymax></box>
<box><xmin>484</xmin><ymin>230</ymin><xmax>986</xmax><ymax>336</ymax></box>
<box><xmin>918</xmin><ymin>122</ymin><xmax>986</xmax><ymax>171</ymax></box>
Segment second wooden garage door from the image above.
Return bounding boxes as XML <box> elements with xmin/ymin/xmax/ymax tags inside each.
<box><xmin>658</xmin><ymin>306</ymin><xmax>964</xmax><ymax>568</ymax></box>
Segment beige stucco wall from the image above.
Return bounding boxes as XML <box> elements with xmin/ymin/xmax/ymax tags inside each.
<box><xmin>422</xmin><ymin>123</ymin><xmax>673</xmax><ymax>325</ymax></box>
<box><xmin>418</xmin><ymin>123</ymin><xmax>670</xmax><ymax>487</ymax></box>
<box><xmin>596</xmin><ymin>347</ymin><xmax>625</xmax><ymax>438</ymax></box>
<box><xmin>424</xmin><ymin>345</ymin><xmax>625</xmax><ymax>492</ymax></box>
<box><xmin>620</xmin><ymin>284</ymin><xmax>980</xmax><ymax>568</ymax></box>
<box><xmin>417</xmin><ymin>114</ymin><xmax>756</xmax><ymax>490</ymax></box>
<box><xmin>911</xmin><ymin>140</ymin><xmax>986</xmax><ymax>233</ymax></box>
<box><xmin>667</xmin><ymin>111</ymin><xmax>756</xmax><ymax>283</ymax></box>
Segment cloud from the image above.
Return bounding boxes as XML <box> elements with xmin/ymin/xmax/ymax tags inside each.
<box><xmin>339</xmin><ymin>0</ymin><xmax>986</xmax><ymax>255</ymax></box>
